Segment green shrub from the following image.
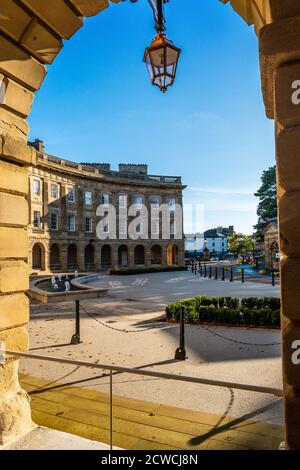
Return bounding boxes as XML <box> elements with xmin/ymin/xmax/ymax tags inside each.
<box><xmin>241</xmin><ymin>297</ymin><xmax>258</xmax><ymax>309</ymax></box>
<box><xmin>225</xmin><ymin>297</ymin><xmax>240</xmax><ymax>309</ymax></box>
<box><xmin>198</xmin><ymin>305</ymin><xmax>217</xmax><ymax>322</ymax></box>
<box><xmin>165</xmin><ymin>295</ymin><xmax>280</xmax><ymax>328</ymax></box>
<box><xmin>110</xmin><ymin>266</ymin><xmax>188</xmax><ymax>275</ymax></box>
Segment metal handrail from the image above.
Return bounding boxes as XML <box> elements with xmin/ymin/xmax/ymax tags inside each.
<box><xmin>1</xmin><ymin>349</ymin><xmax>283</xmax><ymax>449</ymax></box>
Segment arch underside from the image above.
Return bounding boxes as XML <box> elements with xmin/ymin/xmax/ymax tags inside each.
<box><xmin>1</xmin><ymin>0</ymin><xmax>299</xmax><ymax>144</ymax></box>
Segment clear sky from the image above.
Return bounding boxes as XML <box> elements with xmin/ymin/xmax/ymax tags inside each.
<box><xmin>28</xmin><ymin>0</ymin><xmax>275</xmax><ymax>235</ymax></box>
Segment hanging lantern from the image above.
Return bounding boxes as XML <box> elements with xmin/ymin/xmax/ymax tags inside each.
<box><xmin>143</xmin><ymin>32</ymin><xmax>181</xmax><ymax>93</ymax></box>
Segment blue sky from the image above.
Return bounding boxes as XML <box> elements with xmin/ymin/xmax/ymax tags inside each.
<box><xmin>28</xmin><ymin>0</ymin><xmax>275</xmax><ymax>235</ymax></box>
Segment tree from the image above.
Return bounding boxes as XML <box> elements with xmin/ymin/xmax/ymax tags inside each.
<box><xmin>254</xmin><ymin>166</ymin><xmax>277</xmax><ymax>240</ymax></box>
<box><xmin>228</xmin><ymin>233</ymin><xmax>255</xmax><ymax>256</ymax></box>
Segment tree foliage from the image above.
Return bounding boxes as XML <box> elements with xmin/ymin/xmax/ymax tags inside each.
<box><xmin>228</xmin><ymin>233</ymin><xmax>255</xmax><ymax>255</ymax></box>
<box><xmin>254</xmin><ymin>166</ymin><xmax>277</xmax><ymax>240</ymax></box>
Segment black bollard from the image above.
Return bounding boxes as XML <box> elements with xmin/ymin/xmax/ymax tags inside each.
<box><xmin>272</xmin><ymin>270</ymin><xmax>275</xmax><ymax>286</ymax></box>
<box><xmin>71</xmin><ymin>300</ymin><xmax>81</xmax><ymax>345</ymax></box>
<box><xmin>242</xmin><ymin>268</ymin><xmax>245</xmax><ymax>283</ymax></box>
<box><xmin>195</xmin><ymin>263</ymin><xmax>197</xmax><ymax>275</ymax></box>
<box><xmin>222</xmin><ymin>267</ymin><xmax>225</xmax><ymax>281</ymax></box>
<box><xmin>204</xmin><ymin>264</ymin><xmax>207</xmax><ymax>277</ymax></box>
<box><xmin>230</xmin><ymin>267</ymin><xmax>233</xmax><ymax>282</ymax></box>
<box><xmin>175</xmin><ymin>306</ymin><xmax>186</xmax><ymax>361</ymax></box>
<box><xmin>215</xmin><ymin>266</ymin><xmax>218</xmax><ymax>280</ymax></box>
<box><xmin>200</xmin><ymin>265</ymin><xmax>203</xmax><ymax>277</ymax></box>
<box><xmin>209</xmin><ymin>266</ymin><xmax>212</xmax><ymax>279</ymax></box>
<box><xmin>191</xmin><ymin>262</ymin><xmax>194</xmax><ymax>274</ymax></box>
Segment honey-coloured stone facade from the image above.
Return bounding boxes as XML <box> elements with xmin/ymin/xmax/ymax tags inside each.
<box><xmin>27</xmin><ymin>142</ymin><xmax>186</xmax><ymax>273</ymax></box>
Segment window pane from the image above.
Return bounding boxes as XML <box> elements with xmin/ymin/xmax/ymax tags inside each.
<box><xmin>85</xmin><ymin>191</ymin><xmax>92</xmax><ymax>205</ymax></box>
<box><xmin>50</xmin><ymin>213</ymin><xmax>58</xmax><ymax>230</ymax></box>
<box><xmin>67</xmin><ymin>188</ymin><xmax>75</xmax><ymax>202</ymax></box>
<box><xmin>68</xmin><ymin>215</ymin><xmax>75</xmax><ymax>231</ymax></box>
<box><xmin>151</xmin><ymin>195</ymin><xmax>160</xmax><ymax>208</ymax></box>
<box><xmin>85</xmin><ymin>217</ymin><xmax>92</xmax><ymax>232</ymax></box>
<box><xmin>119</xmin><ymin>218</ymin><xmax>127</xmax><ymax>235</ymax></box>
<box><xmin>119</xmin><ymin>195</ymin><xmax>127</xmax><ymax>208</ymax></box>
<box><xmin>51</xmin><ymin>184</ymin><xmax>58</xmax><ymax>199</ymax></box>
<box><xmin>133</xmin><ymin>195</ymin><xmax>142</xmax><ymax>207</ymax></box>
<box><xmin>102</xmin><ymin>192</ymin><xmax>109</xmax><ymax>205</ymax></box>
<box><xmin>152</xmin><ymin>219</ymin><xmax>159</xmax><ymax>235</ymax></box>
<box><xmin>33</xmin><ymin>179</ymin><xmax>40</xmax><ymax>196</ymax></box>
<box><xmin>168</xmin><ymin>197</ymin><xmax>176</xmax><ymax>210</ymax></box>
<box><xmin>33</xmin><ymin>211</ymin><xmax>40</xmax><ymax>228</ymax></box>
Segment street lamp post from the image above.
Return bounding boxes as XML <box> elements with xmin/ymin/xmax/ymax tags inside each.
<box><xmin>144</xmin><ymin>0</ymin><xmax>181</xmax><ymax>93</ymax></box>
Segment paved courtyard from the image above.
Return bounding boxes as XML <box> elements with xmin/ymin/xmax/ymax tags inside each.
<box><xmin>86</xmin><ymin>270</ymin><xmax>280</xmax><ymax>307</ymax></box>
<box><xmin>21</xmin><ymin>270</ymin><xmax>282</xmax><ymax>445</ymax></box>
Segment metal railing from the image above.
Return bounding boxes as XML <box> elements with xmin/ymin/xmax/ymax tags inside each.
<box><xmin>190</xmin><ymin>262</ymin><xmax>279</xmax><ymax>286</ymax></box>
<box><xmin>1</xmin><ymin>348</ymin><xmax>283</xmax><ymax>450</ymax></box>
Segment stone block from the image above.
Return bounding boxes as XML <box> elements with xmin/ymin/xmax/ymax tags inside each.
<box><xmin>0</xmin><ymin>326</ymin><xmax>29</xmax><ymax>356</ymax></box>
<box><xmin>21</xmin><ymin>19</ymin><xmax>63</xmax><ymax>64</ymax></box>
<box><xmin>0</xmin><ymin>293</ymin><xmax>29</xmax><ymax>331</ymax></box>
<box><xmin>276</xmin><ymin>127</ymin><xmax>300</xmax><ymax>192</ymax></box>
<box><xmin>0</xmin><ymin>0</ymin><xmax>32</xmax><ymax>42</ymax></box>
<box><xmin>2</xmin><ymin>136</ymin><xmax>36</xmax><ymax>166</ymax></box>
<box><xmin>275</xmin><ymin>62</ymin><xmax>300</xmax><ymax>126</ymax></box>
<box><xmin>0</xmin><ymin>192</ymin><xmax>28</xmax><ymax>227</ymax></box>
<box><xmin>281</xmin><ymin>257</ymin><xmax>300</xmax><ymax>320</ymax></box>
<box><xmin>284</xmin><ymin>383</ymin><xmax>300</xmax><ymax>449</ymax></box>
<box><xmin>68</xmin><ymin>0</ymin><xmax>108</xmax><ymax>17</ymax></box>
<box><xmin>260</xmin><ymin>18</ymin><xmax>300</xmax><ymax>119</ymax></box>
<box><xmin>0</xmin><ymin>34</ymin><xmax>46</xmax><ymax>91</ymax></box>
<box><xmin>282</xmin><ymin>315</ymin><xmax>300</xmax><ymax>385</ymax></box>
<box><xmin>0</xmin><ymin>160</ymin><xmax>28</xmax><ymax>194</ymax></box>
<box><xmin>0</xmin><ymin>227</ymin><xmax>28</xmax><ymax>259</ymax></box>
<box><xmin>0</xmin><ymin>108</ymin><xmax>29</xmax><ymax>142</ymax></box>
<box><xmin>0</xmin><ymin>261</ymin><xmax>29</xmax><ymax>293</ymax></box>
<box><xmin>20</xmin><ymin>0</ymin><xmax>83</xmax><ymax>40</ymax></box>
<box><xmin>0</xmin><ymin>74</ymin><xmax>34</xmax><ymax>118</ymax></box>
<box><xmin>269</xmin><ymin>0</ymin><xmax>300</xmax><ymax>21</ymax></box>
<box><xmin>278</xmin><ymin>191</ymin><xmax>300</xmax><ymax>257</ymax></box>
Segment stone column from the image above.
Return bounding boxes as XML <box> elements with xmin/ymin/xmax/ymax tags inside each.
<box><xmin>274</xmin><ymin>61</ymin><xmax>300</xmax><ymax>450</ymax></box>
<box><xmin>0</xmin><ymin>135</ymin><xmax>35</xmax><ymax>445</ymax></box>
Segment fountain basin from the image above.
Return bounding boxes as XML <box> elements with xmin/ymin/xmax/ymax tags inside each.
<box><xmin>29</xmin><ymin>274</ymin><xmax>107</xmax><ymax>304</ymax></box>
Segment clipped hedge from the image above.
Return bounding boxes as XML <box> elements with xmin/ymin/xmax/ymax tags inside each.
<box><xmin>110</xmin><ymin>266</ymin><xmax>188</xmax><ymax>276</ymax></box>
<box><xmin>165</xmin><ymin>295</ymin><xmax>280</xmax><ymax>328</ymax></box>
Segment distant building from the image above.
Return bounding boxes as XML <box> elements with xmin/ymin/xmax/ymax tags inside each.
<box><xmin>263</xmin><ymin>218</ymin><xmax>279</xmax><ymax>271</ymax></box>
<box><xmin>185</xmin><ymin>226</ymin><xmax>234</xmax><ymax>258</ymax></box>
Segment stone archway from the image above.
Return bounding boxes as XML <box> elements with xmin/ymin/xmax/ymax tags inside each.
<box><xmin>101</xmin><ymin>244</ymin><xmax>111</xmax><ymax>268</ymax></box>
<box><xmin>118</xmin><ymin>245</ymin><xmax>128</xmax><ymax>267</ymax></box>
<box><xmin>50</xmin><ymin>243</ymin><xmax>61</xmax><ymax>271</ymax></box>
<box><xmin>32</xmin><ymin>243</ymin><xmax>44</xmax><ymax>270</ymax></box>
<box><xmin>167</xmin><ymin>244</ymin><xmax>178</xmax><ymax>266</ymax></box>
<box><xmin>151</xmin><ymin>244</ymin><xmax>162</xmax><ymax>265</ymax></box>
<box><xmin>67</xmin><ymin>243</ymin><xmax>78</xmax><ymax>270</ymax></box>
<box><xmin>1</xmin><ymin>0</ymin><xmax>300</xmax><ymax>450</ymax></box>
<box><xmin>84</xmin><ymin>244</ymin><xmax>95</xmax><ymax>271</ymax></box>
<box><xmin>134</xmin><ymin>245</ymin><xmax>145</xmax><ymax>266</ymax></box>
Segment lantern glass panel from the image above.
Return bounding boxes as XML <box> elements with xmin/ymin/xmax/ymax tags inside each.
<box><xmin>149</xmin><ymin>47</ymin><xmax>165</xmax><ymax>68</ymax></box>
<box><xmin>166</xmin><ymin>46</ymin><xmax>179</xmax><ymax>66</ymax></box>
<box><xmin>145</xmin><ymin>52</ymin><xmax>154</xmax><ymax>80</ymax></box>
